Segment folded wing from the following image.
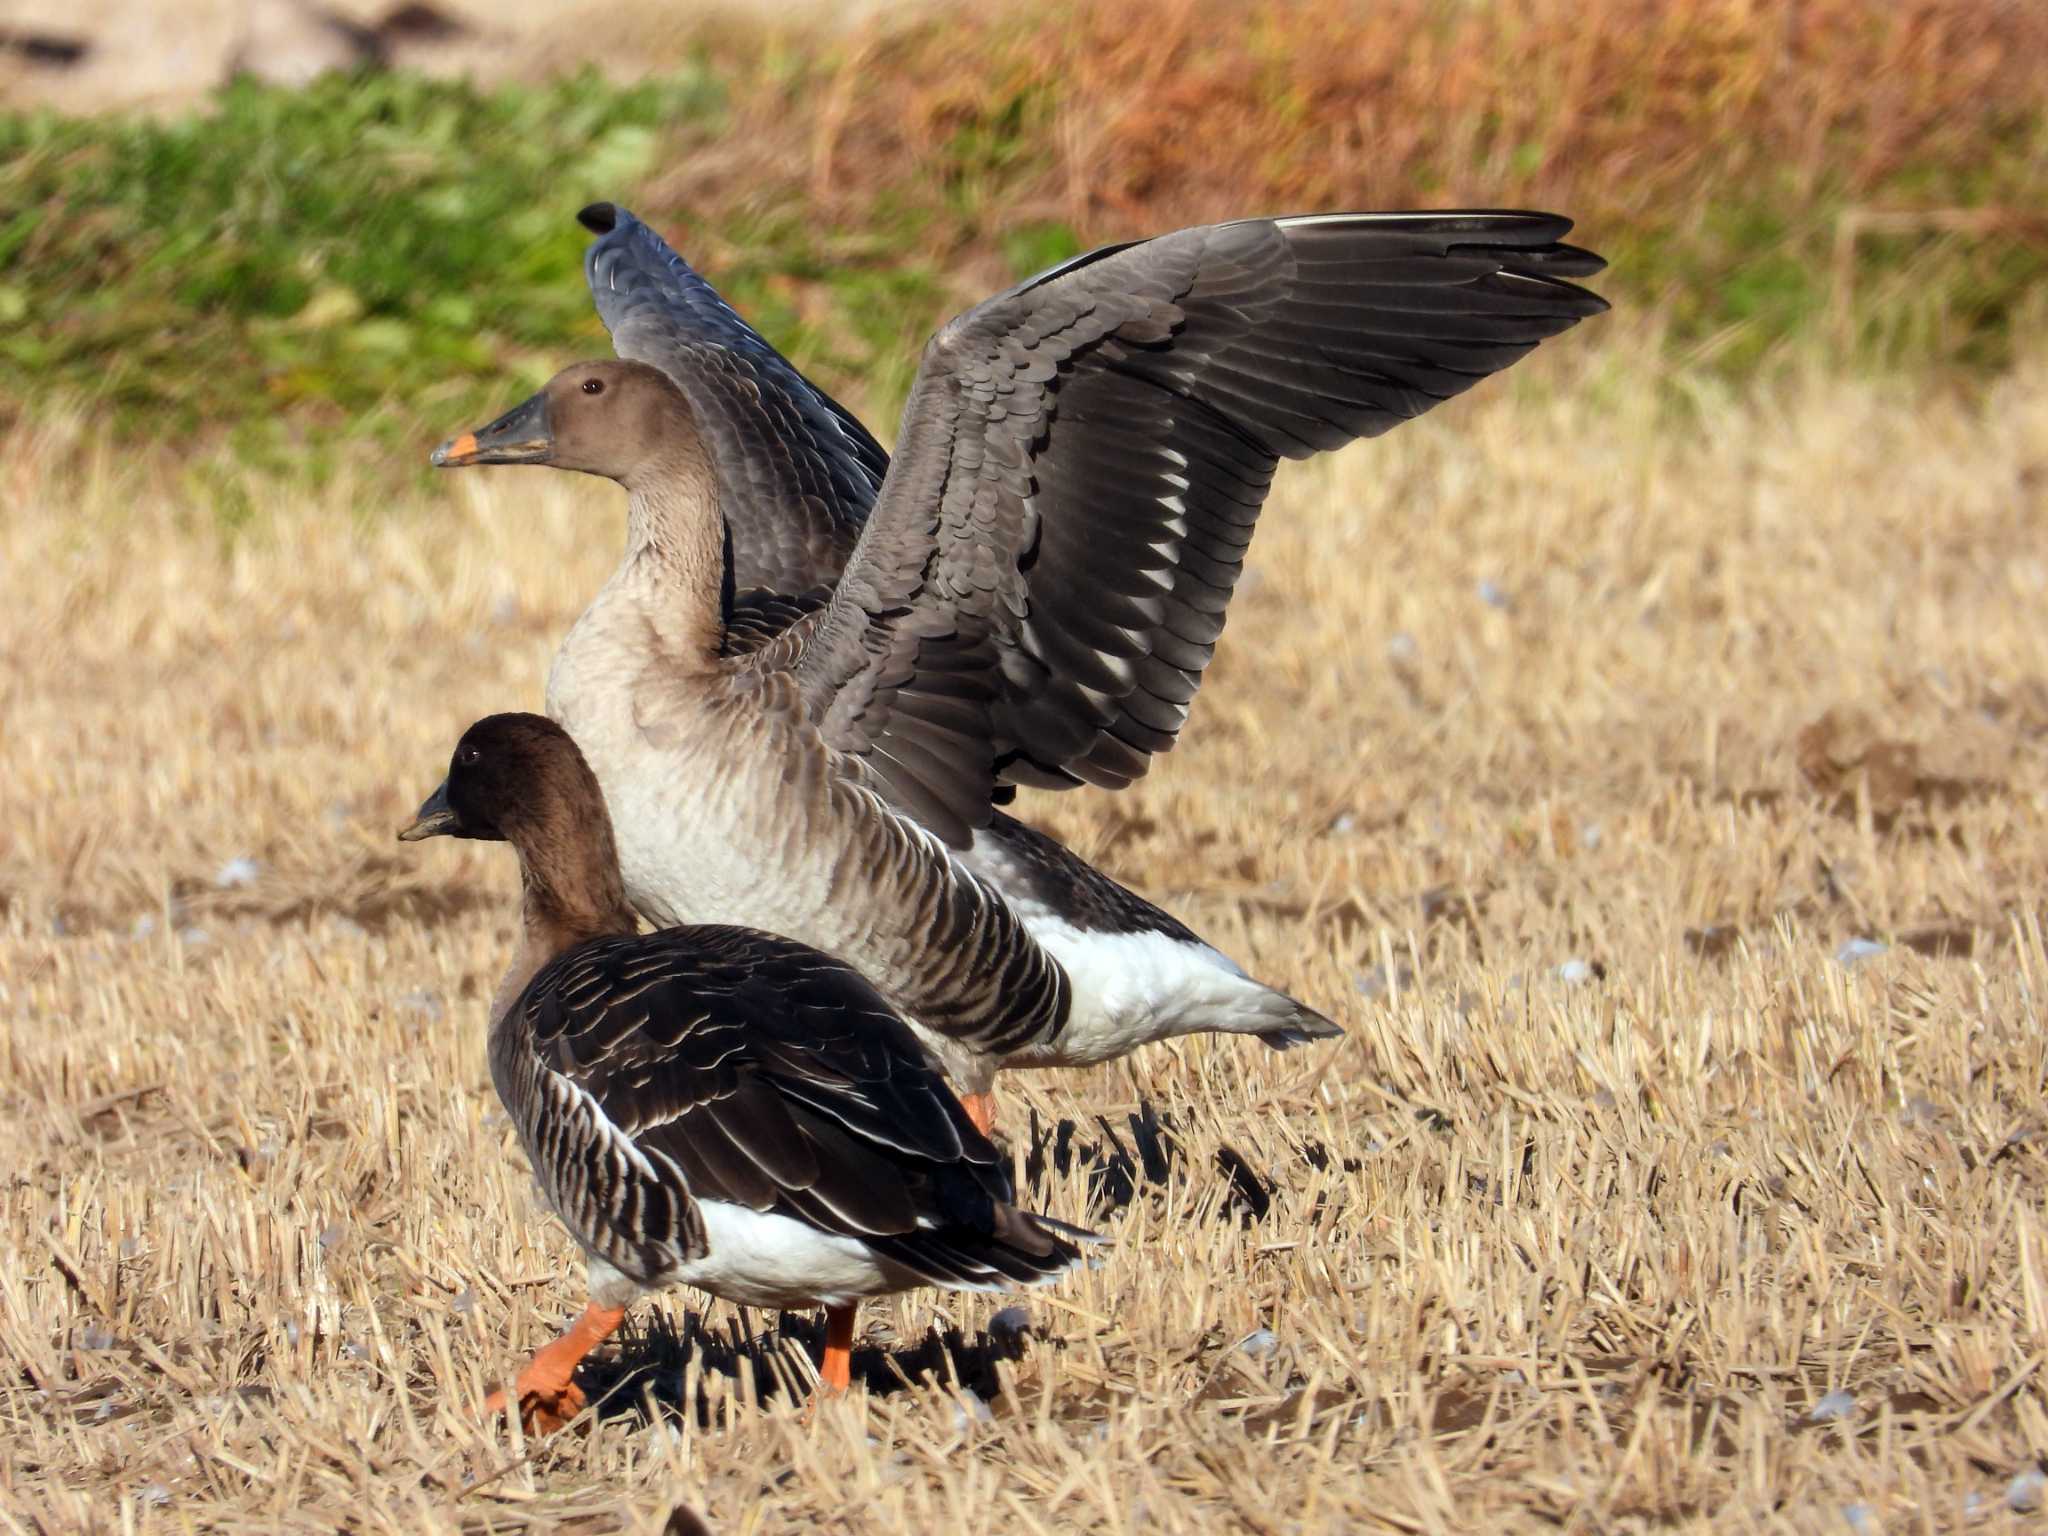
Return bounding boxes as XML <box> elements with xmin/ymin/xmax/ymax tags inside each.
<box><xmin>498</xmin><ymin>927</ymin><xmax>1071</xmax><ymax>1288</ymax></box>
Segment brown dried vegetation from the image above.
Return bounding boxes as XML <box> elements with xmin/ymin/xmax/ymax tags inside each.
<box><xmin>763</xmin><ymin>0</ymin><xmax>2042</xmax><ymax>222</ymax></box>
<box><xmin>6</xmin><ymin>340</ymin><xmax>2048</xmax><ymax>1528</ymax></box>
<box><xmin>663</xmin><ymin>0</ymin><xmax>2048</xmax><ymax>368</ymax></box>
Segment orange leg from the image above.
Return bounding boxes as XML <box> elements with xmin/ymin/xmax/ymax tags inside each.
<box><xmin>483</xmin><ymin>1300</ymin><xmax>625</xmax><ymax>1433</ymax></box>
<box><xmin>959</xmin><ymin>1090</ymin><xmax>999</xmax><ymax>1140</ymax></box>
<box><xmin>818</xmin><ymin>1303</ymin><xmax>856</xmax><ymax>1396</ymax></box>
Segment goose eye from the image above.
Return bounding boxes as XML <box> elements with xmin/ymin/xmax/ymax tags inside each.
<box><xmin>581</xmin><ymin>378</ymin><xmax>605</xmax><ymax>396</ymax></box>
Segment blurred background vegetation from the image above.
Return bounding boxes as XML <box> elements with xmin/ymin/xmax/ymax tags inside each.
<box><xmin>3</xmin><ymin>0</ymin><xmax>2044</xmax><ymax>482</ymax></box>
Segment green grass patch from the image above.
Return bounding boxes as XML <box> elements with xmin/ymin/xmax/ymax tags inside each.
<box><xmin>3</xmin><ymin>69</ymin><xmax>726</xmax><ymax>475</ymax></box>
<box><xmin>3</xmin><ymin>0</ymin><xmax>2044</xmax><ymax>478</ymax></box>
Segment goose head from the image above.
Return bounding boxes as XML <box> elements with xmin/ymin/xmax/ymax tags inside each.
<box><xmin>400</xmin><ymin>712</ymin><xmax>637</xmax><ymax>966</ymax></box>
<box><xmin>398</xmin><ymin>713</ymin><xmax>605</xmax><ymax>848</ymax></box>
<box><xmin>431</xmin><ymin>361</ymin><xmax>700</xmax><ymax>489</ymax></box>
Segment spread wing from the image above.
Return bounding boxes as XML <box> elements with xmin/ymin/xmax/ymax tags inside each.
<box><xmin>789</xmin><ymin>211</ymin><xmax>1610</xmax><ymax>847</ymax></box>
<box><xmin>497</xmin><ymin>928</ymin><xmax>1044</xmax><ymax>1284</ymax></box>
<box><xmin>579</xmin><ymin>202</ymin><xmax>887</xmax><ymax>595</ymax></box>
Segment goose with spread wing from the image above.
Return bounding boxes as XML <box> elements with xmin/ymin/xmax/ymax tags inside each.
<box><xmin>433</xmin><ymin>210</ymin><xmax>1608</xmax><ymax>1126</ymax></box>
<box><xmin>399</xmin><ymin>713</ymin><xmax>1085</xmax><ymax>1431</ymax></box>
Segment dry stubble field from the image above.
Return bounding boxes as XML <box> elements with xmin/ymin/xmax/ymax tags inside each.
<box><xmin>5</xmin><ymin>344</ymin><xmax>2048</xmax><ymax>1532</ymax></box>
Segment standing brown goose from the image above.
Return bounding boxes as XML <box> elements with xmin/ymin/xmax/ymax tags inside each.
<box><xmin>399</xmin><ymin>713</ymin><xmax>1086</xmax><ymax>1430</ymax></box>
<box><xmin>436</xmin><ymin>210</ymin><xmax>1609</xmax><ymax>1128</ymax></box>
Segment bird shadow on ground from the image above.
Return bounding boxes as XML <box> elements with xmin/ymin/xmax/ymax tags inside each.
<box><xmin>1019</xmin><ymin>1096</ymin><xmax>1384</xmax><ymax>1227</ymax></box>
<box><xmin>570</xmin><ymin>1095</ymin><xmax>1387</xmax><ymax>1425</ymax></box>
<box><xmin>573</xmin><ymin>1309</ymin><xmax>1037</xmax><ymax>1424</ymax></box>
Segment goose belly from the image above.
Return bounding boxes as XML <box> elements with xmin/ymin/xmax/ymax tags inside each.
<box><xmin>546</xmin><ymin>656</ymin><xmax>1066</xmax><ymax>1088</ymax></box>
<box><xmin>593</xmin><ymin>766</ymin><xmax>1036</xmax><ymax>1085</ymax></box>
<box><xmin>657</xmin><ymin>1202</ymin><xmax>910</xmax><ymax>1310</ymax></box>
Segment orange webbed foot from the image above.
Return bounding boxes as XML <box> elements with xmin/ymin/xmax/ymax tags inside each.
<box><xmin>483</xmin><ymin>1379</ymin><xmax>588</xmax><ymax>1434</ymax></box>
<box><xmin>482</xmin><ymin>1300</ymin><xmax>624</xmax><ymax>1434</ymax></box>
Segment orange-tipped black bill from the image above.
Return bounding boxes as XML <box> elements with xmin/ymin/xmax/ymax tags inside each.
<box><xmin>431</xmin><ymin>391</ymin><xmax>551</xmax><ymax>468</ymax></box>
<box><xmin>397</xmin><ymin>780</ymin><xmax>458</xmax><ymax>841</ymax></box>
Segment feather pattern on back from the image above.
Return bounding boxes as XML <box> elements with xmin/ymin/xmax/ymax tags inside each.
<box><xmin>490</xmin><ymin>924</ymin><xmax>1081</xmax><ymax>1295</ymax></box>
